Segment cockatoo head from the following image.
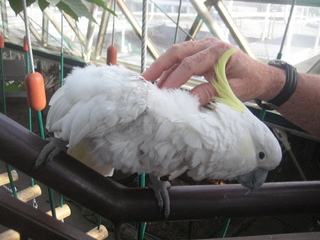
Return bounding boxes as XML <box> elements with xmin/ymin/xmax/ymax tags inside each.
<box><xmin>212</xmin><ymin>48</ymin><xmax>282</xmax><ymax>192</ymax></box>
<box><xmin>234</xmin><ymin>112</ymin><xmax>282</xmax><ymax>192</ymax></box>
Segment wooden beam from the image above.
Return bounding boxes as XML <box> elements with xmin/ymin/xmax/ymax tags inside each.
<box><xmin>17</xmin><ymin>184</ymin><xmax>42</xmax><ymax>203</ymax></box>
<box><xmin>0</xmin><ymin>170</ymin><xmax>18</xmax><ymax>186</ymax></box>
<box><xmin>0</xmin><ymin>204</ymin><xmax>72</xmax><ymax>240</ymax></box>
<box><xmin>87</xmin><ymin>225</ymin><xmax>108</xmax><ymax>240</ymax></box>
<box><xmin>0</xmin><ymin>193</ymin><xmax>95</xmax><ymax>240</ymax></box>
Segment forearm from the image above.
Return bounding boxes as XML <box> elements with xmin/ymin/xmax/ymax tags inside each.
<box><xmin>260</xmin><ymin>68</ymin><xmax>320</xmax><ymax>137</ymax></box>
<box><xmin>277</xmin><ymin>72</ymin><xmax>320</xmax><ymax>137</ymax></box>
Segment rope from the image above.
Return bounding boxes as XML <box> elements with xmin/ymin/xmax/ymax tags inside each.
<box><xmin>58</xmin><ymin>12</ymin><xmax>66</xmax><ymax>221</ymax></box>
<box><xmin>141</xmin><ymin>0</ymin><xmax>148</xmax><ymax>73</ymax></box>
<box><xmin>22</xmin><ymin>0</ymin><xmax>35</xmax><ymax>73</ymax></box>
<box><xmin>112</xmin><ymin>0</ymin><xmax>116</xmax><ymax>46</ymax></box>
<box><xmin>22</xmin><ymin>0</ymin><xmax>57</xmax><ymax>218</ymax></box>
<box><xmin>5</xmin><ymin>164</ymin><xmax>18</xmax><ymax>198</ymax></box>
<box><xmin>174</xmin><ymin>0</ymin><xmax>183</xmax><ymax>44</ymax></box>
<box><xmin>149</xmin><ymin>0</ymin><xmax>194</xmax><ymax>40</ymax></box>
<box><xmin>221</xmin><ymin>218</ymin><xmax>232</xmax><ymax>238</ymax></box>
<box><xmin>0</xmin><ymin>44</ymin><xmax>6</xmax><ymax>115</ymax></box>
<box><xmin>60</xmin><ymin>11</ymin><xmax>65</xmax><ymax>86</ymax></box>
<box><xmin>138</xmin><ymin>1</ymin><xmax>148</xmax><ymax>239</ymax></box>
<box><xmin>26</xmin><ymin>16</ymin><xmax>80</xmax><ymax>61</ymax></box>
<box><xmin>48</xmin><ymin>188</ymin><xmax>57</xmax><ymax>218</ymax></box>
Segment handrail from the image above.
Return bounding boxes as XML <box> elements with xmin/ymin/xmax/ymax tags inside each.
<box><xmin>0</xmin><ymin>193</ymin><xmax>95</xmax><ymax>240</ymax></box>
<box><xmin>0</xmin><ymin>112</ymin><xmax>320</xmax><ymax>225</ymax></box>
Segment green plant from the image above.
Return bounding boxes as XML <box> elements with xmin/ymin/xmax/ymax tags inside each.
<box><xmin>8</xmin><ymin>0</ymin><xmax>115</xmax><ymax>23</ymax></box>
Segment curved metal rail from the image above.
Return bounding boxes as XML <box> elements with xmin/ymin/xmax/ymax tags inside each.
<box><xmin>0</xmin><ymin>112</ymin><xmax>319</xmax><ymax>225</ymax></box>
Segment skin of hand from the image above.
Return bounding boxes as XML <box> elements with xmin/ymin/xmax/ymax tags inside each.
<box><xmin>142</xmin><ymin>37</ymin><xmax>320</xmax><ymax>137</ymax></box>
<box><xmin>141</xmin><ymin>37</ymin><xmax>284</xmax><ymax>105</ymax></box>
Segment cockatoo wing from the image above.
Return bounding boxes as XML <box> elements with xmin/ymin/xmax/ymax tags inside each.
<box><xmin>44</xmin><ymin>54</ymin><xmax>282</xmax><ymax>219</ymax></box>
<box><xmin>46</xmin><ymin>65</ymin><xmax>149</xmax><ymax>149</ymax></box>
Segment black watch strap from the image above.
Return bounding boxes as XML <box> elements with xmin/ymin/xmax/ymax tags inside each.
<box><xmin>256</xmin><ymin>60</ymin><xmax>298</xmax><ymax>110</ymax></box>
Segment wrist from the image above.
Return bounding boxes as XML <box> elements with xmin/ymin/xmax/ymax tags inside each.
<box><xmin>256</xmin><ymin>60</ymin><xmax>298</xmax><ymax>110</ymax></box>
<box><xmin>259</xmin><ymin>65</ymin><xmax>286</xmax><ymax>102</ymax></box>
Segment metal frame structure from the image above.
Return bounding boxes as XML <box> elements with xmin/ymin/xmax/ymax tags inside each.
<box><xmin>1</xmin><ymin>0</ymin><xmax>319</xmax><ymax>66</ymax></box>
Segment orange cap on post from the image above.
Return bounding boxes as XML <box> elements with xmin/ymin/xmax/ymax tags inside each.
<box><xmin>25</xmin><ymin>72</ymin><xmax>46</xmax><ymax>111</ymax></box>
<box><xmin>23</xmin><ymin>36</ymin><xmax>29</xmax><ymax>52</ymax></box>
<box><xmin>106</xmin><ymin>46</ymin><xmax>117</xmax><ymax>65</ymax></box>
<box><xmin>0</xmin><ymin>34</ymin><xmax>4</xmax><ymax>49</ymax></box>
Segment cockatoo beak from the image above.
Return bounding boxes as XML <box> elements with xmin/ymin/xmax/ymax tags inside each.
<box><xmin>237</xmin><ymin>168</ymin><xmax>268</xmax><ymax>194</ymax></box>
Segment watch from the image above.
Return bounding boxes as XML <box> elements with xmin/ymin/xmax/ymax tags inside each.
<box><xmin>256</xmin><ymin>59</ymin><xmax>298</xmax><ymax>110</ymax></box>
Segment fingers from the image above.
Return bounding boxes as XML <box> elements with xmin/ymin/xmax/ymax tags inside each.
<box><xmin>142</xmin><ymin>39</ymin><xmax>212</xmax><ymax>81</ymax></box>
<box><xmin>141</xmin><ymin>37</ymin><xmax>247</xmax><ymax>105</ymax></box>
<box><xmin>142</xmin><ymin>38</ymin><xmax>223</xmax><ymax>82</ymax></box>
<box><xmin>142</xmin><ymin>38</ymin><xmax>233</xmax><ymax>91</ymax></box>
<box><xmin>159</xmin><ymin>50</ymin><xmax>211</xmax><ymax>89</ymax></box>
<box><xmin>156</xmin><ymin>64</ymin><xmax>179</xmax><ymax>88</ymax></box>
<box><xmin>190</xmin><ymin>82</ymin><xmax>217</xmax><ymax>105</ymax></box>
<box><xmin>142</xmin><ymin>37</ymin><xmax>271</xmax><ymax>106</ymax></box>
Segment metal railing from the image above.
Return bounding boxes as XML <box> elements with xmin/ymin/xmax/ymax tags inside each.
<box><xmin>0</xmin><ymin>112</ymin><xmax>320</xmax><ymax>238</ymax></box>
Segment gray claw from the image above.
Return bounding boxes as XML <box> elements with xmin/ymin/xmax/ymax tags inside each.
<box><xmin>33</xmin><ymin>137</ymin><xmax>67</xmax><ymax>171</ymax></box>
<box><xmin>149</xmin><ymin>175</ymin><xmax>171</xmax><ymax>219</ymax></box>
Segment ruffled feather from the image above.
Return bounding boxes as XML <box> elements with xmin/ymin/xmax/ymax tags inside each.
<box><xmin>46</xmin><ymin>64</ymin><xmax>281</xmax><ymax>183</ymax></box>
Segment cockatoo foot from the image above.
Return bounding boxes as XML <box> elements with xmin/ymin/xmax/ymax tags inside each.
<box><xmin>33</xmin><ymin>137</ymin><xmax>67</xmax><ymax>171</ymax></box>
<box><xmin>149</xmin><ymin>175</ymin><xmax>171</xmax><ymax>219</ymax></box>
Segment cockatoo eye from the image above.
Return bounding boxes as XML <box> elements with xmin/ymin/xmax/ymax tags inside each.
<box><xmin>258</xmin><ymin>151</ymin><xmax>266</xmax><ymax>160</ymax></box>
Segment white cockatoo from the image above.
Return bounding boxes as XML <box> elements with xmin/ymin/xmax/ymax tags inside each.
<box><xmin>42</xmin><ymin>49</ymin><xmax>282</xmax><ymax>218</ymax></box>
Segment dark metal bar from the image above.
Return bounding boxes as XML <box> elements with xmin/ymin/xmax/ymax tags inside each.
<box><xmin>213</xmin><ymin>0</ymin><xmax>255</xmax><ymax>58</ymax></box>
<box><xmin>117</xmin><ymin>0</ymin><xmax>159</xmax><ymax>60</ymax></box>
<box><xmin>0</xmin><ymin>193</ymin><xmax>95</xmax><ymax>240</ymax></box>
<box><xmin>185</xmin><ymin>0</ymin><xmax>213</xmax><ymax>41</ymax></box>
<box><xmin>0</xmin><ymin>112</ymin><xmax>320</xmax><ymax>224</ymax></box>
<box><xmin>215</xmin><ymin>232</ymin><xmax>320</xmax><ymax>240</ymax></box>
<box><xmin>231</xmin><ymin>0</ymin><xmax>320</xmax><ymax>7</ymax></box>
<box><xmin>95</xmin><ymin>0</ymin><xmax>113</xmax><ymax>60</ymax></box>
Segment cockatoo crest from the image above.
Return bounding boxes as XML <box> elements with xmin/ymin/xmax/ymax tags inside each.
<box><xmin>211</xmin><ymin>48</ymin><xmax>245</xmax><ymax>113</ymax></box>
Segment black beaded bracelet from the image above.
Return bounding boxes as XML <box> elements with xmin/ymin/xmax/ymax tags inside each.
<box><xmin>256</xmin><ymin>60</ymin><xmax>298</xmax><ymax>110</ymax></box>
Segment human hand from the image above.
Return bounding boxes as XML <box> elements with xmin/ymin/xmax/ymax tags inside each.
<box><xmin>142</xmin><ymin>37</ymin><xmax>274</xmax><ymax>105</ymax></box>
